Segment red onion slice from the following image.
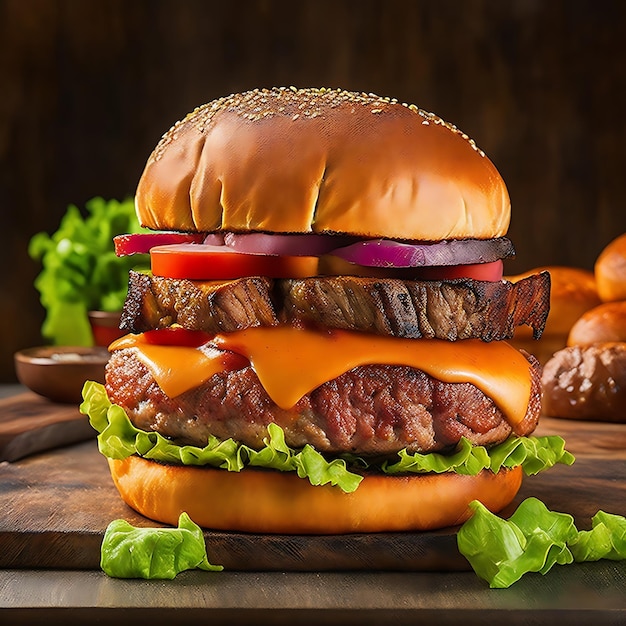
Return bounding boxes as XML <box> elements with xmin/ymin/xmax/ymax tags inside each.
<box><xmin>119</xmin><ymin>230</ymin><xmax>514</xmax><ymax>273</ymax></box>
<box><xmin>202</xmin><ymin>233</ymin><xmax>225</xmax><ymax>246</ymax></box>
<box><xmin>222</xmin><ymin>232</ymin><xmax>358</xmax><ymax>256</ymax></box>
<box><xmin>114</xmin><ymin>232</ymin><xmax>206</xmax><ymax>256</ymax></box>
<box><xmin>330</xmin><ymin>237</ymin><xmax>515</xmax><ymax>268</ymax></box>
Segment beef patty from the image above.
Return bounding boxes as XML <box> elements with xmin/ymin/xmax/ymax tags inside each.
<box><xmin>105</xmin><ymin>347</ymin><xmax>542</xmax><ymax>458</ymax></box>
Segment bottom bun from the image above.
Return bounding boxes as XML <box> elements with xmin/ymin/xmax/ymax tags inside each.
<box><xmin>108</xmin><ymin>456</ymin><xmax>523</xmax><ymax>534</ymax></box>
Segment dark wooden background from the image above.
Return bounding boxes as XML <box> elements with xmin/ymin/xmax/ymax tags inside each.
<box><xmin>2</xmin><ymin>0</ymin><xmax>626</xmax><ymax>382</ymax></box>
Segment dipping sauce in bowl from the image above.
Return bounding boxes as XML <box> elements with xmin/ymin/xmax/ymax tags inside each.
<box><xmin>14</xmin><ymin>346</ymin><xmax>110</xmax><ymax>404</ymax></box>
<box><xmin>88</xmin><ymin>310</ymin><xmax>124</xmax><ymax>347</ymax></box>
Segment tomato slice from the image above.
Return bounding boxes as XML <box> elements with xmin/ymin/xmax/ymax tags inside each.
<box><xmin>114</xmin><ymin>232</ymin><xmax>206</xmax><ymax>256</ymax></box>
<box><xmin>150</xmin><ymin>244</ymin><xmax>319</xmax><ymax>279</ymax></box>
<box><xmin>122</xmin><ymin>327</ymin><xmax>249</xmax><ymax>374</ymax></box>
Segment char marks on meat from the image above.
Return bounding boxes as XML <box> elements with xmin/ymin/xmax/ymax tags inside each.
<box><xmin>121</xmin><ymin>270</ymin><xmax>551</xmax><ymax>341</ymax></box>
<box><xmin>121</xmin><ymin>272</ymin><xmax>279</xmax><ymax>333</ymax></box>
<box><xmin>105</xmin><ymin>349</ymin><xmax>542</xmax><ymax>457</ymax></box>
<box><xmin>280</xmin><ymin>273</ymin><xmax>550</xmax><ymax>341</ymax></box>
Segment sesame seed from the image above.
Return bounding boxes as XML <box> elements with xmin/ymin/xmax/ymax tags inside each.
<box><xmin>149</xmin><ymin>87</ymin><xmax>485</xmax><ymax>161</ymax></box>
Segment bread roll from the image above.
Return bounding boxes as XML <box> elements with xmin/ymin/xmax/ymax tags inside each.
<box><xmin>567</xmin><ymin>301</ymin><xmax>626</xmax><ymax>346</ymax></box>
<box><xmin>541</xmin><ymin>260</ymin><xmax>626</xmax><ymax>422</ymax></box>
<box><xmin>595</xmin><ymin>233</ymin><xmax>626</xmax><ymax>302</ymax></box>
<box><xmin>541</xmin><ymin>342</ymin><xmax>626</xmax><ymax>422</ymax></box>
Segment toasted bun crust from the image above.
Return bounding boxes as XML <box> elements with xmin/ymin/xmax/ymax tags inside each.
<box><xmin>595</xmin><ymin>233</ymin><xmax>626</xmax><ymax>302</ymax></box>
<box><xmin>507</xmin><ymin>266</ymin><xmax>601</xmax><ymax>363</ymax></box>
<box><xmin>108</xmin><ymin>456</ymin><xmax>522</xmax><ymax>534</ymax></box>
<box><xmin>135</xmin><ymin>87</ymin><xmax>510</xmax><ymax>241</ymax></box>
<box><xmin>542</xmin><ymin>342</ymin><xmax>626</xmax><ymax>422</ymax></box>
<box><xmin>567</xmin><ymin>301</ymin><xmax>626</xmax><ymax>346</ymax></box>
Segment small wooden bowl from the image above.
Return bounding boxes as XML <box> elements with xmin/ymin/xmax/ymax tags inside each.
<box><xmin>14</xmin><ymin>346</ymin><xmax>110</xmax><ymax>404</ymax></box>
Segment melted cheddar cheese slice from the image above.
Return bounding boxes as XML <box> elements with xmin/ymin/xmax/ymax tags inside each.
<box><xmin>111</xmin><ymin>326</ymin><xmax>532</xmax><ymax>425</ymax></box>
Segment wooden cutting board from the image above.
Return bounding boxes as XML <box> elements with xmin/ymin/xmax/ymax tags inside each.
<box><xmin>0</xmin><ymin>392</ymin><xmax>95</xmax><ymax>461</ymax></box>
<box><xmin>0</xmin><ymin>391</ymin><xmax>624</xmax><ymax>572</ymax></box>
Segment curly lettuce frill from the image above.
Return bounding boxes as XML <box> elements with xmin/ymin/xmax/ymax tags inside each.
<box><xmin>81</xmin><ymin>380</ymin><xmax>574</xmax><ymax>495</ymax></box>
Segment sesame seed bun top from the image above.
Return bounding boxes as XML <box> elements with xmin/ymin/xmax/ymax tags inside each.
<box><xmin>136</xmin><ymin>87</ymin><xmax>510</xmax><ymax>241</ymax></box>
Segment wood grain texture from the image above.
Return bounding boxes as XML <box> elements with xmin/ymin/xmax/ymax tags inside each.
<box><xmin>0</xmin><ymin>401</ymin><xmax>624</xmax><ymax>572</ymax></box>
<box><xmin>0</xmin><ymin>392</ymin><xmax>94</xmax><ymax>461</ymax></box>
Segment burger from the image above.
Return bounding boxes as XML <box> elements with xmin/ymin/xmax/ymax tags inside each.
<box><xmin>81</xmin><ymin>87</ymin><xmax>571</xmax><ymax>535</ymax></box>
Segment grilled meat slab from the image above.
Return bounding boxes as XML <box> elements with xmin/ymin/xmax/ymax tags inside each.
<box><xmin>121</xmin><ymin>273</ymin><xmax>279</xmax><ymax>333</ymax></box>
<box><xmin>121</xmin><ymin>271</ymin><xmax>550</xmax><ymax>341</ymax></box>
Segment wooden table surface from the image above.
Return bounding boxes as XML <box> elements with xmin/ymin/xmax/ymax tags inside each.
<box><xmin>0</xmin><ymin>384</ymin><xmax>624</xmax><ymax>625</ymax></box>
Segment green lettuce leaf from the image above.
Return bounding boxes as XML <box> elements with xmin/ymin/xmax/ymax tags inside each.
<box><xmin>569</xmin><ymin>511</ymin><xmax>626</xmax><ymax>562</ymax></box>
<box><xmin>458</xmin><ymin>498</ymin><xmax>626</xmax><ymax>588</ymax></box>
<box><xmin>487</xmin><ymin>434</ymin><xmax>575</xmax><ymax>475</ymax></box>
<box><xmin>382</xmin><ymin>433</ymin><xmax>574</xmax><ymax>476</ymax></box>
<box><xmin>101</xmin><ymin>512</ymin><xmax>223</xmax><ymax>579</ymax></box>
<box><xmin>81</xmin><ymin>381</ymin><xmax>574</xmax><ymax>495</ymax></box>
<box><xmin>29</xmin><ymin>197</ymin><xmax>150</xmax><ymax>345</ymax></box>
<box><xmin>81</xmin><ymin>380</ymin><xmax>364</xmax><ymax>493</ymax></box>
<box><xmin>382</xmin><ymin>437</ymin><xmax>491</xmax><ymax>475</ymax></box>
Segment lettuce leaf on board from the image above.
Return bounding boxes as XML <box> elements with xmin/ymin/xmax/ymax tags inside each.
<box><xmin>457</xmin><ymin>498</ymin><xmax>626</xmax><ymax>588</ymax></box>
<box><xmin>100</xmin><ymin>512</ymin><xmax>223</xmax><ymax>579</ymax></box>
<box><xmin>569</xmin><ymin>510</ymin><xmax>626</xmax><ymax>562</ymax></box>
<box><xmin>81</xmin><ymin>381</ymin><xmax>574</xmax><ymax>494</ymax></box>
